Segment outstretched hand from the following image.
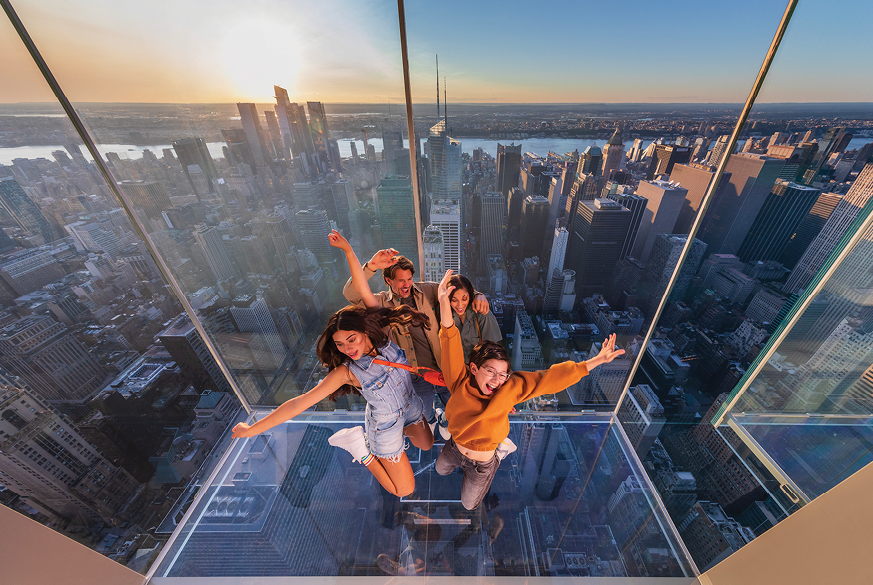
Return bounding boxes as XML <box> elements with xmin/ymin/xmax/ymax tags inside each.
<box><xmin>328</xmin><ymin>229</ymin><xmax>352</xmax><ymax>252</ymax></box>
<box><xmin>231</xmin><ymin>422</ymin><xmax>255</xmax><ymax>439</ymax></box>
<box><xmin>592</xmin><ymin>333</ymin><xmax>625</xmax><ymax>366</ymax></box>
<box><xmin>368</xmin><ymin>248</ymin><xmax>400</xmax><ymax>270</ymax></box>
<box><xmin>437</xmin><ymin>269</ymin><xmax>456</xmax><ymax>305</ymax></box>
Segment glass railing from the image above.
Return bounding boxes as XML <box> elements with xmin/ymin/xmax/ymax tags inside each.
<box><xmin>3</xmin><ymin>0</ymin><xmax>872</xmax><ymax>579</ymax></box>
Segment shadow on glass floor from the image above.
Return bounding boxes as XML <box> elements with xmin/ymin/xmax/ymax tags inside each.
<box><xmin>150</xmin><ymin>412</ymin><xmax>694</xmax><ymax>578</ymax></box>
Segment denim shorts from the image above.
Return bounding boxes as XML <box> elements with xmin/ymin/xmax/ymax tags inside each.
<box><xmin>364</xmin><ymin>394</ymin><xmax>425</xmax><ymax>462</ymax></box>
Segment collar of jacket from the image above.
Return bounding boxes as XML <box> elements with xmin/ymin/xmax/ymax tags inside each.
<box><xmin>385</xmin><ymin>282</ymin><xmax>424</xmax><ymax>304</ymax></box>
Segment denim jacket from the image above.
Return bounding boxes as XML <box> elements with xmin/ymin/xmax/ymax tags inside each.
<box><xmin>345</xmin><ymin>341</ymin><xmax>416</xmax><ymax>416</ymax></box>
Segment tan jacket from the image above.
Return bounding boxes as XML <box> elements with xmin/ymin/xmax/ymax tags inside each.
<box><xmin>342</xmin><ymin>266</ymin><xmax>442</xmax><ymax>369</ymax></box>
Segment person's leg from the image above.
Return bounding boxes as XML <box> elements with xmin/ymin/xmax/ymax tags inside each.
<box><xmin>434</xmin><ymin>438</ymin><xmax>463</xmax><ymax>476</ymax></box>
<box><xmin>404</xmin><ymin>417</ymin><xmax>434</xmax><ymax>451</ymax></box>
<box><xmin>459</xmin><ymin>455</ymin><xmax>500</xmax><ymax>511</ymax></box>
<box><xmin>366</xmin><ymin>452</ymin><xmax>416</xmax><ymax>497</ymax></box>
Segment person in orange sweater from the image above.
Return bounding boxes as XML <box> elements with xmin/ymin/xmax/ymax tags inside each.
<box><xmin>434</xmin><ymin>269</ymin><xmax>625</xmax><ymax>510</ymax></box>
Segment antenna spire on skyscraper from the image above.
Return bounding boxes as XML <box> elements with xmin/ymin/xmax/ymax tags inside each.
<box><xmin>436</xmin><ymin>55</ymin><xmax>440</xmax><ymax>121</ymax></box>
<box><xmin>444</xmin><ymin>76</ymin><xmax>447</xmax><ymax>132</ymax></box>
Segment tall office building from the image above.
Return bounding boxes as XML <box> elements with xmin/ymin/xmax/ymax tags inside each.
<box><xmin>295</xmin><ymin>208</ymin><xmax>333</xmax><ymax>265</ymax></box>
<box><xmin>680</xmin><ymin>501</ymin><xmax>755</xmax><ymax>571</ymax></box>
<box><xmin>230</xmin><ymin>296</ymin><xmax>287</xmax><ymax>373</ymax></box>
<box><xmin>172</xmin><ymin>137</ymin><xmax>218</xmax><ymax>196</ymax></box>
<box><xmin>273</xmin><ymin>86</ymin><xmax>315</xmax><ymax>173</ymax></box>
<box><xmin>422</xmin><ymin>225</ymin><xmax>444</xmax><ymax>281</ymax></box>
<box><xmin>601</xmin><ymin>129</ymin><xmax>625</xmax><ymax>177</ymax></box>
<box><xmin>696</xmin><ymin>154</ymin><xmax>785</xmax><ymax>256</ymax></box>
<box><xmin>708</xmin><ymin>135</ymin><xmax>731</xmax><ymax>168</ymax></box>
<box><xmin>0</xmin><ymin>387</ymin><xmax>139</xmax><ymax>521</ymax></box>
<box><xmin>0</xmin><ymin>250</ymin><xmax>66</xmax><ymax>298</ymax></box>
<box><xmin>376</xmin><ymin>177</ymin><xmax>418</xmax><ymax>264</ymax></box>
<box><xmin>305</xmin><ymin>102</ymin><xmax>331</xmax><ymax>173</ymax></box>
<box><xmin>565</xmin><ymin>198</ymin><xmax>632</xmax><ymax>297</ymax></box>
<box><xmin>479</xmin><ymin>192</ymin><xmax>506</xmax><ymax>270</ymax></box>
<box><xmin>546</xmin><ymin>225</ymin><xmax>569</xmax><ymax>290</ymax></box>
<box><xmin>807</xmin><ymin>126</ymin><xmax>849</xmax><ymax>179</ymax></box>
<box><xmin>496</xmin><ymin>143</ymin><xmax>522</xmax><ymax>197</ymax></box>
<box><xmin>237</xmin><ymin>103</ymin><xmax>271</xmax><ymax>167</ymax></box>
<box><xmin>736</xmin><ymin>181</ymin><xmax>821</xmax><ymax>263</ymax></box>
<box><xmin>670</xmin><ymin>163</ymin><xmax>731</xmax><ymax>235</ymax></box>
<box><xmin>779</xmin><ymin>192</ymin><xmax>842</xmax><ymax>269</ymax></box>
<box><xmin>429</xmin><ymin>200</ymin><xmax>460</xmax><ymax>272</ymax></box>
<box><xmin>520</xmin><ymin>195</ymin><xmax>550</xmax><ymax>260</ymax></box>
<box><xmin>617</xmin><ymin>384</ymin><xmax>666</xmax><ymax>458</ymax></box>
<box><xmin>427</xmin><ymin>120</ymin><xmax>462</xmax><ymax>202</ymax></box>
<box><xmin>194</xmin><ymin>224</ymin><xmax>238</xmax><ymax>282</ymax></box>
<box><xmin>506</xmin><ymin>187</ymin><xmax>525</xmax><ymax>238</ymax></box>
<box><xmin>647</xmin><ymin>144</ymin><xmax>692</xmax><ymax>180</ymax></box>
<box><xmin>512</xmin><ymin>310</ymin><xmax>543</xmax><ymax>371</ymax></box>
<box><xmin>0</xmin><ymin>316</ymin><xmax>106</xmax><ymax>406</ymax></box>
<box><xmin>607</xmin><ymin>192</ymin><xmax>647</xmax><ymax>259</ymax></box>
<box><xmin>117</xmin><ymin>180</ymin><xmax>172</xmax><ymax>220</ymax></box>
<box><xmin>159</xmin><ymin>315</ymin><xmax>232</xmax><ymax>393</ymax></box>
<box><xmin>577</xmin><ymin>146</ymin><xmax>602</xmax><ymax>176</ymax></box>
<box><xmin>221</xmin><ymin>128</ymin><xmax>258</xmax><ymax>174</ymax></box>
<box><xmin>643</xmin><ymin>235</ymin><xmax>707</xmax><ymax>306</ymax></box>
<box><xmin>784</xmin><ymin>163</ymin><xmax>873</xmax><ymax>294</ymax></box>
<box><xmin>633</xmin><ymin>180</ymin><xmax>687</xmax><ymax>263</ymax></box>
<box><xmin>0</xmin><ymin>176</ymin><xmax>56</xmax><ymax>244</ymax></box>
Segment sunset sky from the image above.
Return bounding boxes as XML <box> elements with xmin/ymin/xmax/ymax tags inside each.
<box><xmin>1</xmin><ymin>0</ymin><xmax>871</xmax><ymax>104</ymax></box>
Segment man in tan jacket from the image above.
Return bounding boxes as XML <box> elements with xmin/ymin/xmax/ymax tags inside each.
<box><xmin>343</xmin><ymin>247</ymin><xmax>489</xmax><ymax>427</ymax></box>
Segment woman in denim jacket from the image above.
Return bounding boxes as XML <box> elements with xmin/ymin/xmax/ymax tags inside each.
<box><xmin>232</xmin><ymin>302</ymin><xmax>434</xmax><ymax>497</ymax></box>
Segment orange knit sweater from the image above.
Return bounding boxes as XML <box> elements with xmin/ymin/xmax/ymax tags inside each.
<box><xmin>440</xmin><ymin>324</ymin><xmax>589</xmax><ymax>452</ymax></box>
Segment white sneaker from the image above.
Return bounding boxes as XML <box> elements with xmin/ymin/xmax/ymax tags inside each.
<box><xmin>328</xmin><ymin>426</ymin><xmax>370</xmax><ymax>463</ymax></box>
<box><xmin>495</xmin><ymin>438</ymin><xmax>517</xmax><ymax>461</ymax></box>
<box><xmin>437</xmin><ymin>408</ymin><xmax>451</xmax><ymax>441</ymax></box>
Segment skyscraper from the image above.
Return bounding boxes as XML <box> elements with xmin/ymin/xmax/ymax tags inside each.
<box><xmin>159</xmin><ymin>315</ymin><xmax>232</xmax><ymax>393</ymax></box>
<box><xmin>194</xmin><ymin>224</ymin><xmax>238</xmax><ymax>282</ymax></box>
<box><xmin>708</xmin><ymin>135</ymin><xmax>731</xmax><ymax>168</ymax></box>
<box><xmin>230</xmin><ymin>295</ymin><xmax>287</xmax><ymax>373</ymax></box>
<box><xmin>784</xmin><ymin>163</ymin><xmax>873</xmax><ymax>294</ymax></box>
<box><xmin>295</xmin><ymin>208</ymin><xmax>333</xmax><ymax>265</ymax></box>
<box><xmin>520</xmin><ymin>195</ymin><xmax>550</xmax><ymax>260</ymax></box>
<box><xmin>633</xmin><ymin>179</ymin><xmax>687</xmax><ymax>263</ymax></box>
<box><xmin>607</xmin><ymin>192</ymin><xmax>647</xmax><ymax>259</ymax></box>
<box><xmin>305</xmin><ymin>102</ymin><xmax>331</xmax><ymax>173</ymax></box>
<box><xmin>779</xmin><ymin>192</ymin><xmax>842</xmax><ymax>269</ymax></box>
<box><xmin>642</xmin><ymin>234</ymin><xmax>707</xmax><ymax>311</ymax></box>
<box><xmin>601</xmin><ymin>128</ymin><xmax>625</xmax><ymax>177</ymax></box>
<box><xmin>565</xmin><ymin>198</ymin><xmax>632</xmax><ymax>297</ymax></box>
<box><xmin>647</xmin><ymin>144</ymin><xmax>692</xmax><ymax>180</ymax></box>
<box><xmin>479</xmin><ymin>192</ymin><xmax>506</xmax><ymax>270</ymax></box>
<box><xmin>546</xmin><ymin>225</ymin><xmax>569</xmax><ymax>290</ymax></box>
<box><xmin>422</xmin><ymin>225</ymin><xmax>444</xmax><ymax>281</ymax></box>
<box><xmin>273</xmin><ymin>86</ymin><xmax>316</xmax><ymax>174</ymax></box>
<box><xmin>429</xmin><ymin>200</ymin><xmax>460</xmax><ymax>272</ymax></box>
<box><xmin>117</xmin><ymin>180</ymin><xmax>172</xmax><ymax>220</ymax></box>
<box><xmin>512</xmin><ymin>310</ymin><xmax>543</xmax><ymax>371</ymax></box>
<box><xmin>669</xmin><ymin>163</ymin><xmax>731</xmax><ymax>235</ymax></box>
<box><xmin>736</xmin><ymin>181</ymin><xmax>821</xmax><ymax>263</ymax></box>
<box><xmin>496</xmin><ymin>143</ymin><xmax>522</xmax><ymax>197</ymax></box>
<box><xmin>427</xmin><ymin>120</ymin><xmax>462</xmax><ymax>202</ymax></box>
<box><xmin>506</xmin><ymin>187</ymin><xmax>525</xmax><ymax>239</ymax></box>
<box><xmin>696</xmin><ymin>153</ymin><xmax>785</xmax><ymax>256</ymax></box>
<box><xmin>0</xmin><ymin>316</ymin><xmax>106</xmax><ymax>406</ymax></box>
<box><xmin>376</xmin><ymin>176</ymin><xmax>418</xmax><ymax>264</ymax></box>
<box><xmin>172</xmin><ymin>137</ymin><xmax>218</xmax><ymax>196</ymax></box>
<box><xmin>237</xmin><ymin>103</ymin><xmax>271</xmax><ymax>167</ymax></box>
<box><xmin>0</xmin><ymin>387</ymin><xmax>139</xmax><ymax>521</ymax></box>
<box><xmin>0</xmin><ymin>176</ymin><xmax>56</xmax><ymax>244</ymax></box>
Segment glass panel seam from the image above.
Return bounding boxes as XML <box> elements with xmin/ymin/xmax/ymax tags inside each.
<box><xmin>613</xmin><ymin>0</ymin><xmax>799</xmax><ymax>418</ymax></box>
<box><xmin>1</xmin><ymin>0</ymin><xmax>253</xmax><ymax>415</ymax></box>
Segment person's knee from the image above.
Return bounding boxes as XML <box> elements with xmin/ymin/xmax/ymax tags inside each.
<box><xmin>395</xmin><ymin>481</ymin><xmax>415</xmax><ymax>497</ymax></box>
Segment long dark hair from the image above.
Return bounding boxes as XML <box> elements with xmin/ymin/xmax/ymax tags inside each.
<box><xmin>317</xmin><ymin>305</ymin><xmax>430</xmax><ymax>400</ymax></box>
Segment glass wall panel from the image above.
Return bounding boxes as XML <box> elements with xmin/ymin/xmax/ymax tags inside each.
<box><xmin>646</xmin><ymin>0</ymin><xmax>873</xmax><ymax>569</ymax></box>
<box><xmin>0</xmin><ymin>5</ymin><xmax>248</xmax><ymax>574</ymax></box>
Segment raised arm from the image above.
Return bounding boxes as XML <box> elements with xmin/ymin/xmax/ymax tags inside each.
<box><xmin>437</xmin><ymin>270</ymin><xmax>468</xmax><ymax>391</ymax></box>
<box><xmin>330</xmin><ymin>230</ymin><xmax>380</xmax><ymax>309</ymax></box>
<box><xmin>342</xmin><ymin>247</ymin><xmax>399</xmax><ymax>304</ymax></box>
<box><xmin>232</xmin><ymin>366</ymin><xmax>353</xmax><ymax>438</ymax></box>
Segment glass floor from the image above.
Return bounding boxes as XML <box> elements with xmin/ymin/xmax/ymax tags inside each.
<box><xmin>148</xmin><ymin>412</ymin><xmax>695</xmax><ymax>579</ymax></box>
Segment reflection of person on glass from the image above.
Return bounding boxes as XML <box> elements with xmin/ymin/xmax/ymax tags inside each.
<box><xmin>231</xmin><ymin>234</ymin><xmax>436</xmax><ymax>496</ymax></box>
<box><xmin>435</xmin><ymin>269</ymin><xmax>625</xmax><ymax>510</ymax></box>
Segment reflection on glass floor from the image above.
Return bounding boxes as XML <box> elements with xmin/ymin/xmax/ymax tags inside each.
<box><xmin>151</xmin><ymin>413</ymin><xmax>693</xmax><ymax>578</ymax></box>
<box><xmin>727</xmin><ymin>413</ymin><xmax>873</xmax><ymax>501</ymax></box>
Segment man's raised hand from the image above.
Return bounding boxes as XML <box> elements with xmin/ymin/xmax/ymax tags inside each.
<box><xmin>368</xmin><ymin>248</ymin><xmax>400</xmax><ymax>270</ymax></box>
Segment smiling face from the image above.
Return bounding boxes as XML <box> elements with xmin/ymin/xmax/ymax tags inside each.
<box><xmin>331</xmin><ymin>328</ymin><xmax>374</xmax><ymax>361</ymax></box>
<box><xmin>450</xmin><ymin>288</ymin><xmax>470</xmax><ymax>315</ymax></box>
<box><xmin>469</xmin><ymin>359</ymin><xmax>510</xmax><ymax>396</ymax></box>
<box><xmin>385</xmin><ymin>268</ymin><xmax>415</xmax><ymax>299</ymax></box>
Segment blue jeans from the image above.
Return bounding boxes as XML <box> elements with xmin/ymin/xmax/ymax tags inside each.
<box><xmin>410</xmin><ymin>375</ymin><xmax>451</xmax><ymax>423</ymax></box>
